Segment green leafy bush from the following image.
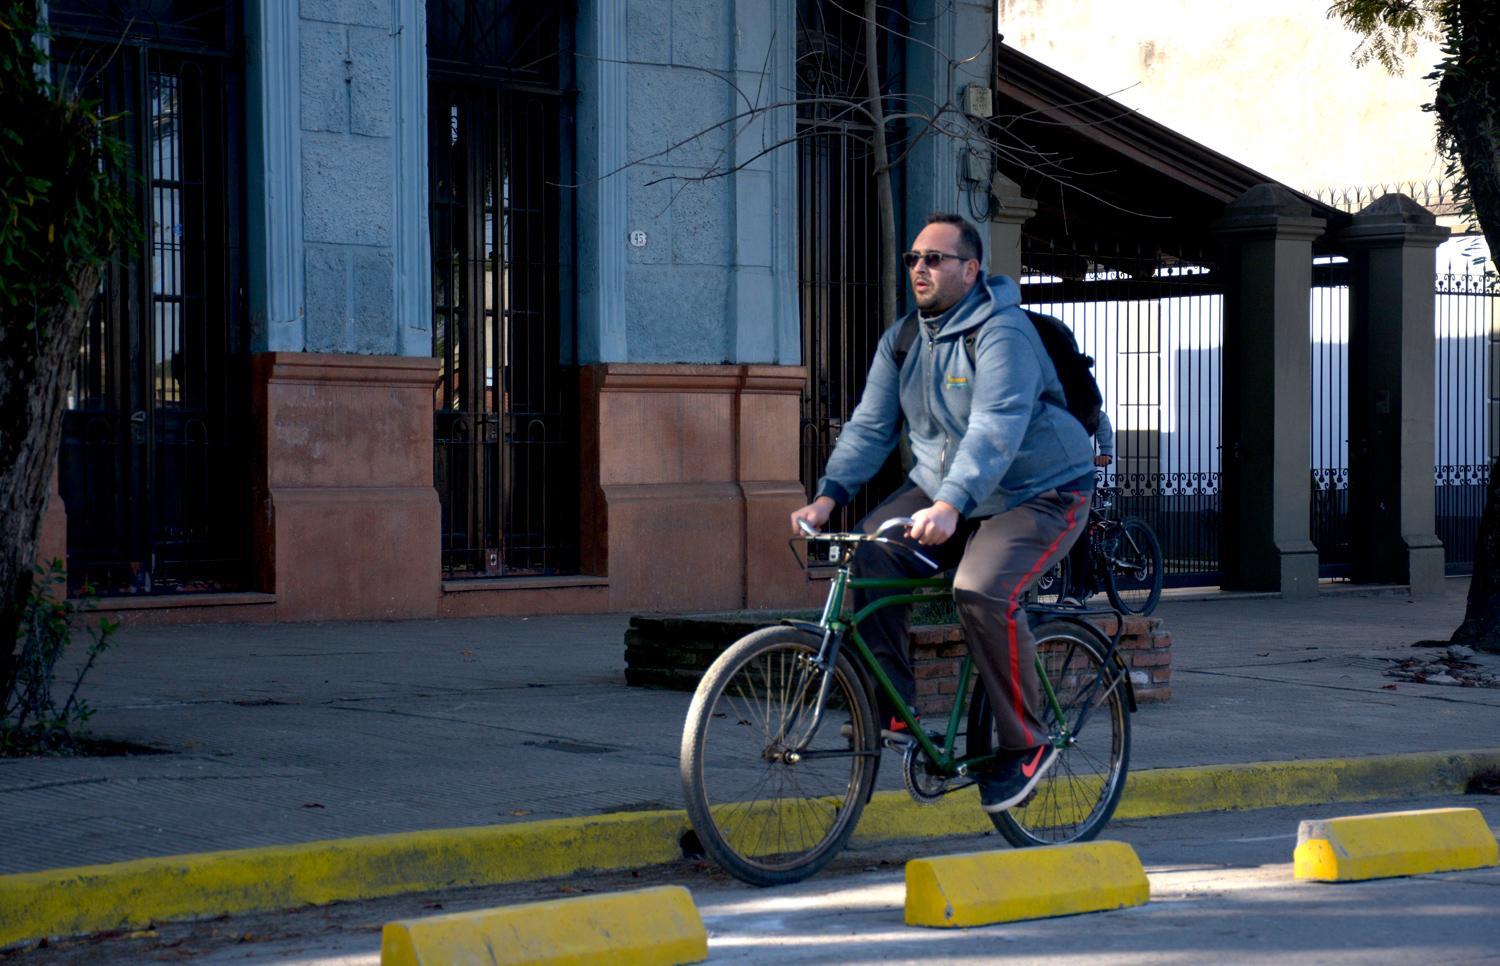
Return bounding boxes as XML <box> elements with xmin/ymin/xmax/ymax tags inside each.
<box><xmin>1</xmin><ymin>560</ymin><xmax>118</xmax><ymax>756</ymax></box>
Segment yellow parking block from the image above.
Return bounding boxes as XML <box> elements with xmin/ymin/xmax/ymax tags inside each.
<box><xmin>905</xmin><ymin>841</ymin><xmax>1148</xmax><ymax>928</ymax></box>
<box><xmin>380</xmin><ymin>884</ymin><xmax>707</xmax><ymax>966</ymax></box>
<box><xmin>1293</xmin><ymin>807</ymin><xmax>1500</xmax><ymax>882</ymax></box>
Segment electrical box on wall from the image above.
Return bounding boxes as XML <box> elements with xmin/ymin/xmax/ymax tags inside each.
<box><xmin>962</xmin><ymin>84</ymin><xmax>992</xmax><ymax>119</ymax></box>
<box><xmin>964</xmin><ymin>149</ymin><xmax>991</xmax><ymax>184</ymax></box>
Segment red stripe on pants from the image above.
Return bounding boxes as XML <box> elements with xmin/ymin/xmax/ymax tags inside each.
<box><xmin>1004</xmin><ymin>491</ymin><xmax>1090</xmax><ymax>746</ymax></box>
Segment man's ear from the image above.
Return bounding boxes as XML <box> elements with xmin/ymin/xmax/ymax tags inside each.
<box><xmin>964</xmin><ymin>259</ymin><xmax>980</xmax><ymax>285</ymax></box>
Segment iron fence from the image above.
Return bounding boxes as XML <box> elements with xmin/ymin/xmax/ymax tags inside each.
<box><xmin>1435</xmin><ymin>271</ymin><xmax>1495</xmax><ymax>573</ymax></box>
<box><xmin>1310</xmin><ymin>264</ymin><xmax>1351</xmax><ymax>577</ymax></box>
<box><xmin>1308</xmin><ymin>180</ymin><xmax>1466</xmax><ymax>220</ymax></box>
<box><xmin>1021</xmin><ymin>240</ymin><xmax>1224</xmax><ymax>587</ymax></box>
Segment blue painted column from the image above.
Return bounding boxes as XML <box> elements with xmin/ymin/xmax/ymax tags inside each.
<box><xmin>575</xmin><ymin>0</ymin><xmax>629</xmax><ymax>363</ymax></box>
<box><xmin>246</xmin><ymin>0</ymin><xmax>306</xmax><ymax>352</ymax></box>
<box><xmin>901</xmin><ymin>0</ymin><xmax>996</xmax><ymax>253</ymax></box>
<box><xmin>729</xmin><ymin>0</ymin><xmax>800</xmax><ymax>364</ymax></box>
<box><xmin>391</xmin><ymin>0</ymin><xmax>431</xmax><ymax>357</ymax></box>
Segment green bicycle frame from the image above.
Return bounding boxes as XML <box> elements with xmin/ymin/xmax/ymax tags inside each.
<box><xmin>812</xmin><ymin>566</ymin><xmax>1070</xmax><ymax>778</ymax></box>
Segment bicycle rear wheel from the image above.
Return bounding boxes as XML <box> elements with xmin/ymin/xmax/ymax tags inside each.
<box><xmin>680</xmin><ymin>626</ymin><xmax>879</xmax><ymax>886</ymax></box>
<box><xmin>968</xmin><ymin>619</ymin><xmax>1130</xmax><ymax>847</ymax></box>
<box><xmin>1103</xmin><ymin>517</ymin><xmax>1163</xmax><ymax>616</ymax></box>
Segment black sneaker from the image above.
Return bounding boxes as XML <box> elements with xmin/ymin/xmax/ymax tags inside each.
<box><xmin>975</xmin><ymin>743</ymin><xmax>1058</xmax><ymax>813</ymax></box>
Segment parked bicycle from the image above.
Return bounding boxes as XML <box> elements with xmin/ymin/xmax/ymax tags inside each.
<box><xmin>1037</xmin><ymin>485</ymin><xmax>1163</xmax><ymax>616</ymax></box>
<box><xmin>679</xmin><ymin>518</ymin><xmax>1135</xmax><ymax>887</ymax></box>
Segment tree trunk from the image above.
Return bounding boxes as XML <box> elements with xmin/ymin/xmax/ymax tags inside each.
<box><xmin>863</xmin><ymin>0</ymin><xmax>898</xmax><ymax>330</ymax></box>
<box><xmin>1438</xmin><ymin>0</ymin><xmax>1500</xmax><ymax>650</ymax></box>
<box><xmin>0</xmin><ymin>265</ymin><xmax>100</xmax><ymax>694</ymax></box>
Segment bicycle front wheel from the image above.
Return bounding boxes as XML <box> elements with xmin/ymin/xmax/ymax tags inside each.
<box><xmin>968</xmin><ymin>619</ymin><xmax>1130</xmax><ymax>847</ymax></box>
<box><xmin>1103</xmin><ymin>517</ymin><xmax>1163</xmax><ymax>616</ymax></box>
<box><xmin>680</xmin><ymin>626</ymin><xmax>879</xmax><ymax>886</ymax></box>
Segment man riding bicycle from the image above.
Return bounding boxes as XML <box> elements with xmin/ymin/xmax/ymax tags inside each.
<box><xmin>790</xmin><ymin>212</ymin><xmax>1095</xmax><ymax>813</ymax></box>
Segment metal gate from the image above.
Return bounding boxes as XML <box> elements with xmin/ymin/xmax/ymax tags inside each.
<box><xmin>428</xmin><ymin>3</ymin><xmax>577</xmax><ymax>577</ymax></box>
<box><xmin>1022</xmin><ymin>240</ymin><xmax>1225</xmax><ymax>587</ymax></box>
<box><xmin>1310</xmin><ymin>261</ymin><xmax>1351</xmax><ymax>577</ymax></box>
<box><xmin>796</xmin><ymin>0</ymin><xmax>906</xmax><ymax>531</ymax></box>
<box><xmin>1435</xmin><ymin>270</ymin><xmax>1495</xmax><ymax>573</ymax></box>
<box><xmin>53</xmin><ymin>4</ymin><xmax>249</xmax><ymax>596</ymax></box>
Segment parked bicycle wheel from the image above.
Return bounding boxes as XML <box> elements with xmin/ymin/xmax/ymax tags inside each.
<box><xmin>967</xmin><ymin>619</ymin><xmax>1131</xmax><ymax>847</ymax></box>
<box><xmin>680</xmin><ymin>626</ymin><xmax>879</xmax><ymax>886</ymax></box>
<box><xmin>1102</xmin><ymin>517</ymin><xmax>1163</xmax><ymax>616</ymax></box>
<box><xmin>1033</xmin><ymin>557</ymin><xmax>1071</xmax><ymax>605</ymax></box>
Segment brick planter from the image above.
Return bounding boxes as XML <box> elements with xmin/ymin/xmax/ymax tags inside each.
<box><xmin>625</xmin><ymin>613</ymin><xmax>1171</xmax><ymax>707</ymax></box>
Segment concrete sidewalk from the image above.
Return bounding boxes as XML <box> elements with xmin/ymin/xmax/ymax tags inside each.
<box><xmin>2</xmin><ymin>578</ymin><xmax>1499</xmax><ymax>942</ymax></box>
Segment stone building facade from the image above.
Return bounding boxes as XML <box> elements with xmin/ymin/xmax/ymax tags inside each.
<box><xmin>37</xmin><ymin>0</ymin><xmax>997</xmax><ymax>622</ymax></box>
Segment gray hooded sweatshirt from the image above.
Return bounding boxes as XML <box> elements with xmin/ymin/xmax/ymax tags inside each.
<box><xmin>816</xmin><ymin>274</ymin><xmax>1094</xmax><ymax>518</ymax></box>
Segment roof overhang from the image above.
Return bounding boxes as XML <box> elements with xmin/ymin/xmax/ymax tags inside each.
<box><xmin>991</xmin><ymin>40</ymin><xmax>1349</xmax><ymax>258</ymax></box>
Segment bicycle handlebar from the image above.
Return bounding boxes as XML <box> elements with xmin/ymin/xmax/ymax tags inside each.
<box><xmin>794</xmin><ymin>515</ymin><xmax>939</xmax><ymax>571</ymax></box>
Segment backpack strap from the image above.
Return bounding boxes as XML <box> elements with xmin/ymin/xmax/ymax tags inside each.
<box><xmin>893</xmin><ymin>317</ymin><xmax>978</xmax><ymax>371</ymax></box>
<box><xmin>891</xmin><ymin>315</ymin><xmax>920</xmax><ymax>369</ymax></box>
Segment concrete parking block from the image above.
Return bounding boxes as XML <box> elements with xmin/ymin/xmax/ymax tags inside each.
<box><xmin>380</xmin><ymin>884</ymin><xmax>707</xmax><ymax>965</ymax></box>
<box><xmin>904</xmin><ymin>840</ymin><xmax>1149</xmax><ymax>928</ymax></box>
<box><xmin>1293</xmin><ymin>806</ymin><xmax>1500</xmax><ymax>882</ymax></box>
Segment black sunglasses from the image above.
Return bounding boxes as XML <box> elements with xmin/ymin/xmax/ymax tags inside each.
<box><xmin>902</xmin><ymin>250</ymin><xmax>970</xmax><ymax>270</ymax></box>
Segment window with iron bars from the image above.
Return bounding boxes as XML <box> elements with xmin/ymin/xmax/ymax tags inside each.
<box><xmin>52</xmin><ymin>0</ymin><xmax>250</xmax><ymax>596</ymax></box>
<box><xmin>428</xmin><ymin>1</ymin><xmax>578</xmax><ymax>578</ymax></box>
<box><xmin>796</xmin><ymin>0</ymin><xmax>906</xmax><ymax>535</ymax></box>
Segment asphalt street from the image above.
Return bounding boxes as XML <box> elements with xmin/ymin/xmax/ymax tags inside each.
<box><xmin>10</xmin><ymin>792</ymin><xmax>1498</xmax><ymax>964</ymax></box>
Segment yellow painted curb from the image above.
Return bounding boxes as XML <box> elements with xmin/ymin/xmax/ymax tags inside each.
<box><xmin>0</xmin><ymin>810</ymin><xmax>686</xmax><ymax>950</ymax></box>
<box><xmin>853</xmin><ymin>748</ymin><xmax>1500</xmax><ymax>843</ymax></box>
<box><xmin>3</xmin><ymin>747</ymin><xmax>1498</xmax><ymax>949</ymax></box>
<box><xmin>380</xmin><ymin>884</ymin><xmax>706</xmax><ymax>966</ymax></box>
<box><xmin>1293</xmin><ymin>807</ymin><xmax>1500</xmax><ymax>882</ymax></box>
<box><xmin>904</xmin><ymin>840</ymin><xmax>1148</xmax><ymax>927</ymax></box>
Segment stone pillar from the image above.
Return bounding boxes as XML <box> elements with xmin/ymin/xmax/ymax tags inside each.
<box><xmin>579</xmin><ymin>364</ymin><xmax>813</xmax><ymax>612</ymax></box>
<box><xmin>1212</xmin><ymin>184</ymin><xmax>1326</xmax><ymax>597</ymax></box>
<box><xmin>1342</xmin><ymin>194</ymin><xmax>1450</xmax><ymax>593</ymax></box>
<box><xmin>253</xmin><ymin>354</ymin><xmax>441</xmax><ymax>620</ymax></box>
<box><xmin>987</xmin><ymin>172</ymin><xmax>1037</xmax><ymax>279</ymax></box>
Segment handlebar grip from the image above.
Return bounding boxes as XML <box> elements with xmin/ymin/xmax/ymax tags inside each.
<box><xmin>874</xmin><ymin>516</ymin><xmax>915</xmax><ymax>537</ymax></box>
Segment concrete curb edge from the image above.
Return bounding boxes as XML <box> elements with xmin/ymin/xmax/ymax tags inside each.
<box><xmin>3</xmin><ymin>747</ymin><xmax>1498</xmax><ymax>949</ymax></box>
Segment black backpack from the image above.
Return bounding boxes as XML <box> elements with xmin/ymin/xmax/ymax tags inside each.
<box><xmin>891</xmin><ymin>310</ymin><xmax>1103</xmax><ymax>436</ymax></box>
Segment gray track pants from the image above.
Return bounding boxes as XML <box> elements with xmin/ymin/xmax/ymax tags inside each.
<box><xmin>851</xmin><ymin>482</ymin><xmax>1092</xmax><ymax>751</ymax></box>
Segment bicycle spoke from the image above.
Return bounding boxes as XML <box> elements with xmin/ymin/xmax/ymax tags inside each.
<box><xmin>683</xmin><ymin>629</ymin><xmax>875</xmax><ymax>882</ymax></box>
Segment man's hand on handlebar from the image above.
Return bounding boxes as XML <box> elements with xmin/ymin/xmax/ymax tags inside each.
<box><xmin>790</xmin><ymin>496</ymin><xmax>836</xmax><ymax>536</ymax></box>
<box><xmin>908</xmin><ymin>501</ymin><xmax>959</xmax><ymax>546</ymax></box>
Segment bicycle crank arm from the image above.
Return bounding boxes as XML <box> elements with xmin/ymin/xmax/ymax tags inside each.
<box><xmin>792</xmin><ymin>749</ymin><xmax>882</xmax><ymax>761</ymax></box>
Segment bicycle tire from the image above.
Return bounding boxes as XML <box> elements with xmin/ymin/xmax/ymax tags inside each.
<box><xmin>1033</xmin><ymin>557</ymin><xmax>1071</xmax><ymax>605</ymax></box>
<box><xmin>1103</xmin><ymin>517</ymin><xmax>1163</xmax><ymax>616</ymax></box>
<box><xmin>680</xmin><ymin>626</ymin><xmax>879</xmax><ymax>886</ymax></box>
<box><xmin>967</xmin><ymin>619</ymin><xmax>1131</xmax><ymax>847</ymax></box>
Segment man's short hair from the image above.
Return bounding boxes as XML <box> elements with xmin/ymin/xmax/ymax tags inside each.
<box><xmin>926</xmin><ymin>212</ymin><xmax>983</xmax><ymax>265</ymax></box>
